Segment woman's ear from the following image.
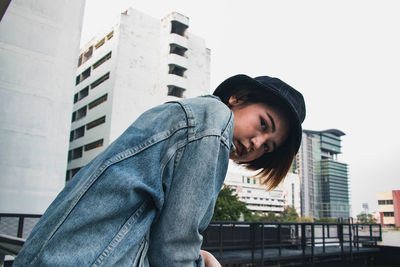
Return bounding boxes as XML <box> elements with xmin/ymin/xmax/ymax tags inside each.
<box><xmin>228</xmin><ymin>96</ymin><xmax>243</xmax><ymax>107</ymax></box>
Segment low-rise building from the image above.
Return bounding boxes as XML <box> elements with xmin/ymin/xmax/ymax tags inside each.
<box><xmin>224</xmin><ymin>163</ymin><xmax>300</xmax><ymax>215</ymax></box>
<box><xmin>377</xmin><ymin>190</ymin><xmax>400</xmax><ymax>227</ymax></box>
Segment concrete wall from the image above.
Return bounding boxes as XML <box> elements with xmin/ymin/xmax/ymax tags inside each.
<box><xmin>109</xmin><ymin>9</ymin><xmax>162</xmax><ymax>142</ymax></box>
<box><xmin>0</xmin><ymin>0</ymin><xmax>85</xmax><ymax>214</ymax></box>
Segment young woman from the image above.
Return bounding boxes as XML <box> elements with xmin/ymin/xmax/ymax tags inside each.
<box><xmin>14</xmin><ymin>74</ymin><xmax>305</xmax><ymax>267</ymax></box>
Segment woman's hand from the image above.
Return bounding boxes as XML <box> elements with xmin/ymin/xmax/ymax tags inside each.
<box><xmin>200</xmin><ymin>250</ymin><xmax>221</xmax><ymax>267</ymax></box>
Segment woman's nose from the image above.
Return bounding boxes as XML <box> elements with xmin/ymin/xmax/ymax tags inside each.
<box><xmin>251</xmin><ymin>134</ymin><xmax>268</xmax><ymax>150</ymax></box>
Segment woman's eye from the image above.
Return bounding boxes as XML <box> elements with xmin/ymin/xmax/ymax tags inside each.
<box><xmin>264</xmin><ymin>143</ymin><xmax>270</xmax><ymax>153</ymax></box>
<box><xmin>261</xmin><ymin>118</ymin><xmax>267</xmax><ymax>130</ymax></box>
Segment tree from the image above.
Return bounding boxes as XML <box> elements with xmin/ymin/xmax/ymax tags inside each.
<box><xmin>244</xmin><ymin>211</ymin><xmax>279</xmax><ymax>222</ymax></box>
<box><xmin>212</xmin><ymin>186</ymin><xmax>250</xmax><ymax>221</ymax></box>
<box><xmin>280</xmin><ymin>206</ymin><xmax>299</xmax><ymax>222</ymax></box>
<box><xmin>357</xmin><ymin>213</ymin><xmax>377</xmax><ymax>224</ymax></box>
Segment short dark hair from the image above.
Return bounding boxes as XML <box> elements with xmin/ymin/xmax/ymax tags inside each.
<box><xmin>227</xmin><ymin>87</ymin><xmax>298</xmax><ymax>190</ymax></box>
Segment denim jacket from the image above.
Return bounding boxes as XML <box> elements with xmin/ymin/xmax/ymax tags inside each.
<box><xmin>14</xmin><ymin>95</ymin><xmax>234</xmax><ymax>267</ymax></box>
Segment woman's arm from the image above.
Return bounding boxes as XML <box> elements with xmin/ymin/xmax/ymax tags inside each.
<box><xmin>200</xmin><ymin>250</ymin><xmax>221</xmax><ymax>267</ymax></box>
<box><xmin>147</xmin><ymin>136</ymin><xmax>230</xmax><ymax>266</ymax></box>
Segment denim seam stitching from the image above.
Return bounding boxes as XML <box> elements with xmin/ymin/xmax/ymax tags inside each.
<box><xmin>30</xmin><ymin>123</ymin><xmax>187</xmax><ymax>266</ymax></box>
<box><xmin>91</xmin><ymin>200</ymin><xmax>148</xmax><ymax>267</ymax></box>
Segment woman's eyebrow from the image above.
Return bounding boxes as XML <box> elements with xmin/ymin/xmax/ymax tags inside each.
<box><xmin>267</xmin><ymin>113</ymin><xmax>276</xmax><ymax>132</ymax></box>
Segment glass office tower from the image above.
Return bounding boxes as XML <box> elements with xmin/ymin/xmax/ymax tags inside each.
<box><xmin>299</xmin><ymin>129</ymin><xmax>350</xmax><ymax>219</ymax></box>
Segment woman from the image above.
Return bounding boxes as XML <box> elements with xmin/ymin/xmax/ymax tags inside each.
<box><xmin>14</xmin><ymin>74</ymin><xmax>305</xmax><ymax>266</ymax></box>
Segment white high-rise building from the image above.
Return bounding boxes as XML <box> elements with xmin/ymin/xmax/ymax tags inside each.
<box><xmin>0</xmin><ymin>0</ymin><xmax>85</xmax><ymax>213</ymax></box>
<box><xmin>282</xmin><ymin>172</ymin><xmax>301</xmax><ymax>216</ymax></box>
<box><xmin>66</xmin><ymin>9</ymin><xmax>211</xmax><ymax>180</ymax></box>
<box><xmin>296</xmin><ymin>132</ymin><xmax>316</xmax><ymax>218</ymax></box>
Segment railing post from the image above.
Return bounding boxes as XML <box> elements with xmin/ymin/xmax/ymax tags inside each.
<box><xmin>349</xmin><ymin>223</ymin><xmax>353</xmax><ymax>259</ymax></box>
<box><xmin>261</xmin><ymin>223</ymin><xmax>264</xmax><ymax>266</ymax></box>
<box><xmin>301</xmin><ymin>224</ymin><xmax>306</xmax><ymax>257</ymax></box>
<box><xmin>338</xmin><ymin>223</ymin><xmax>344</xmax><ymax>258</ymax></box>
<box><xmin>369</xmin><ymin>224</ymin><xmax>373</xmax><ymax>244</ymax></box>
<box><xmin>17</xmin><ymin>215</ymin><xmax>24</xmax><ymax>238</ymax></box>
<box><xmin>311</xmin><ymin>224</ymin><xmax>315</xmax><ymax>261</ymax></box>
<box><xmin>250</xmin><ymin>222</ymin><xmax>255</xmax><ymax>265</ymax></box>
<box><xmin>322</xmin><ymin>224</ymin><xmax>326</xmax><ymax>253</ymax></box>
<box><xmin>218</xmin><ymin>223</ymin><xmax>222</xmax><ymax>261</ymax></box>
<box><xmin>278</xmin><ymin>224</ymin><xmax>282</xmax><ymax>256</ymax></box>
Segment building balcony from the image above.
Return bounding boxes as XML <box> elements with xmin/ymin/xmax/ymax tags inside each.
<box><xmin>166</xmin><ymin>74</ymin><xmax>187</xmax><ymax>91</ymax></box>
<box><xmin>168</xmin><ymin>33</ymin><xmax>188</xmax><ymax>49</ymax></box>
<box><xmin>168</xmin><ymin>53</ymin><xmax>188</xmax><ymax>70</ymax></box>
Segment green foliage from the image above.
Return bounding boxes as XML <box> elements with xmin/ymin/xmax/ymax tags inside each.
<box><xmin>357</xmin><ymin>213</ymin><xmax>377</xmax><ymax>224</ymax></box>
<box><xmin>244</xmin><ymin>206</ymin><xmax>300</xmax><ymax>222</ymax></box>
<box><xmin>212</xmin><ymin>186</ymin><xmax>250</xmax><ymax>221</ymax></box>
<box><xmin>315</xmin><ymin>217</ymin><xmax>340</xmax><ymax>223</ymax></box>
<box><xmin>280</xmin><ymin>206</ymin><xmax>299</xmax><ymax>222</ymax></box>
<box><xmin>244</xmin><ymin>211</ymin><xmax>279</xmax><ymax>222</ymax></box>
<box><xmin>298</xmin><ymin>216</ymin><xmax>314</xmax><ymax>222</ymax></box>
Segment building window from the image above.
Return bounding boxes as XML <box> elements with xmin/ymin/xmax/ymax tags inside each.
<box><xmin>91</xmin><ymin>72</ymin><xmax>110</xmax><ymax>89</ymax></box>
<box><xmin>86</xmin><ymin>116</ymin><xmax>106</xmax><ymax>130</ymax></box>
<box><xmin>169</xmin><ymin>43</ymin><xmax>187</xmax><ymax>56</ymax></box>
<box><xmin>74</xmin><ymin>86</ymin><xmax>89</xmax><ymax>103</ymax></box>
<box><xmin>72</xmin><ymin>106</ymin><xmax>87</xmax><ymax>122</ymax></box>
<box><xmin>379</xmin><ymin>200</ymin><xmax>394</xmax><ymax>205</ymax></box>
<box><xmin>95</xmin><ymin>38</ymin><xmax>105</xmax><ymax>49</ymax></box>
<box><xmin>253</xmin><ymin>178</ymin><xmax>256</xmax><ymax>184</ymax></box>
<box><xmin>247</xmin><ymin>178</ymin><xmax>250</xmax><ymax>184</ymax></box>
<box><xmin>84</xmin><ymin>139</ymin><xmax>104</xmax><ymax>151</ymax></box>
<box><xmin>383</xmin><ymin>212</ymin><xmax>394</xmax><ymax>217</ymax></box>
<box><xmin>70</xmin><ymin>126</ymin><xmax>85</xmax><ymax>142</ymax></box>
<box><xmin>76</xmin><ymin>67</ymin><xmax>91</xmax><ymax>85</ymax></box>
<box><xmin>78</xmin><ymin>46</ymin><xmax>94</xmax><ymax>67</ymax></box>
<box><xmin>66</xmin><ymin>167</ymin><xmax>81</xmax><ymax>182</ymax></box>
<box><xmin>71</xmin><ymin>106</ymin><xmax>87</xmax><ymax>122</ymax></box>
<box><xmin>171</xmin><ymin>20</ymin><xmax>187</xmax><ymax>36</ymax></box>
<box><xmin>88</xmin><ymin>94</ymin><xmax>108</xmax><ymax>110</ymax></box>
<box><xmin>167</xmin><ymin>85</ymin><xmax>185</xmax><ymax>98</ymax></box>
<box><xmin>68</xmin><ymin>147</ymin><xmax>83</xmax><ymax>161</ymax></box>
<box><xmin>107</xmin><ymin>30</ymin><xmax>114</xmax><ymax>40</ymax></box>
<box><xmin>168</xmin><ymin>64</ymin><xmax>186</xmax><ymax>77</ymax></box>
<box><xmin>93</xmin><ymin>52</ymin><xmax>112</xmax><ymax>69</ymax></box>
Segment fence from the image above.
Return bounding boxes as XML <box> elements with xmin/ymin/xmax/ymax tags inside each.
<box><xmin>201</xmin><ymin>221</ymin><xmax>382</xmax><ymax>265</ymax></box>
<box><xmin>0</xmin><ymin>214</ymin><xmax>382</xmax><ymax>265</ymax></box>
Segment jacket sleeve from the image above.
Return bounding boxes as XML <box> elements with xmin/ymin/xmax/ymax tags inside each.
<box><xmin>147</xmin><ymin>135</ymin><xmax>230</xmax><ymax>267</ymax></box>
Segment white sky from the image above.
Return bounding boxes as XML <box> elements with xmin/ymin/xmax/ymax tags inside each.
<box><xmin>81</xmin><ymin>0</ymin><xmax>400</xmax><ymax>217</ymax></box>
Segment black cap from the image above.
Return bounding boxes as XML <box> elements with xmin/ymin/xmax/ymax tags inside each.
<box><xmin>213</xmin><ymin>74</ymin><xmax>306</xmax><ymax>153</ymax></box>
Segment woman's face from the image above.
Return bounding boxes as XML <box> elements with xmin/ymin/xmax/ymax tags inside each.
<box><xmin>229</xmin><ymin>96</ymin><xmax>289</xmax><ymax>163</ymax></box>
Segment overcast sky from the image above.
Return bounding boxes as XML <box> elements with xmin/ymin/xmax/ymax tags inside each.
<box><xmin>81</xmin><ymin>0</ymin><xmax>400</xmax><ymax>217</ymax></box>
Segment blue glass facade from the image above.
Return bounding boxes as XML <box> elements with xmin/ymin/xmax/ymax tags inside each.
<box><xmin>302</xmin><ymin>129</ymin><xmax>350</xmax><ymax>219</ymax></box>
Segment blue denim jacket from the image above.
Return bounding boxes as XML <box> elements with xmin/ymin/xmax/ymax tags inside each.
<box><xmin>14</xmin><ymin>95</ymin><xmax>234</xmax><ymax>267</ymax></box>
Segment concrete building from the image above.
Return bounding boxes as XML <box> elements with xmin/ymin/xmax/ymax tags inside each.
<box><xmin>224</xmin><ymin>163</ymin><xmax>301</xmax><ymax>215</ymax></box>
<box><xmin>0</xmin><ymin>0</ymin><xmax>85</xmax><ymax>214</ymax></box>
<box><xmin>282</xmin><ymin>172</ymin><xmax>301</xmax><ymax>216</ymax></box>
<box><xmin>67</xmin><ymin>8</ymin><xmax>210</xmax><ymax>180</ymax></box>
<box><xmin>377</xmin><ymin>190</ymin><xmax>400</xmax><ymax>227</ymax></box>
<box><xmin>297</xmin><ymin>129</ymin><xmax>350</xmax><ymax>219</ymax></box>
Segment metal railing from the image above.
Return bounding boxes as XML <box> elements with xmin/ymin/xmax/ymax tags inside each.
<box><xmin>201</xmin><ymin>221</ymin><xmax>382</xmax><ymax>265</ymax></box>
<box><xmin>0</xmin><ymin>213</ymin><xmax>41</xmax><ymax>239</ymax></box>
<box><xmin>0</xmin><ymin>214</ymin><xmax>382</xmax><ymax>265</ymax></box>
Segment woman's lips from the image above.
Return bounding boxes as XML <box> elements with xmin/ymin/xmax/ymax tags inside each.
<box><xmin>235</xmin><ymin>140</ymin><xmax>245</xmax><ymax>157</ymax></box>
